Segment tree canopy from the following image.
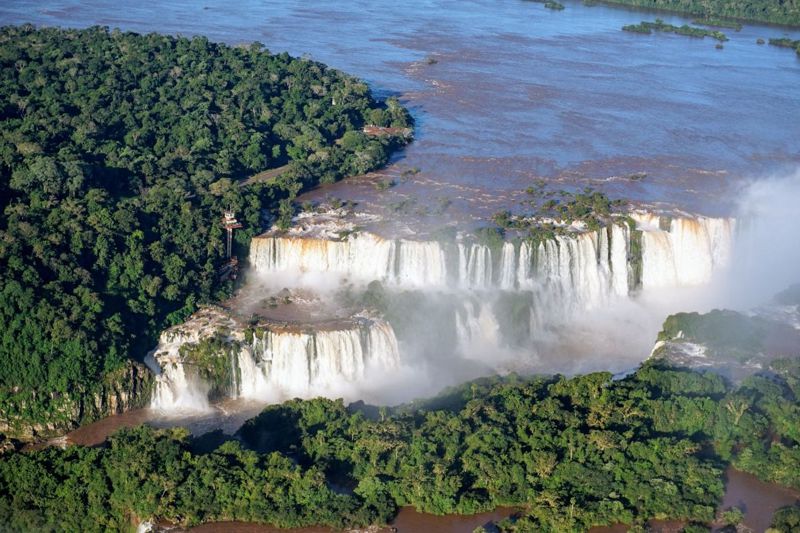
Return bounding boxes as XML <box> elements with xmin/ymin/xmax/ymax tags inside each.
<box><xmin>0</xmin><ymin>25</ymin><xmax>410</xmax><ymax>434</ymax></box>
<box><xmin>2</xmin><ymin>360</ymin><xmax>798</xmax><ymax>531</ymax></box>
<box><xmin>600</xmin><ymin>0</ymin><xmax>800</xmax><ymax>26</ymax></box>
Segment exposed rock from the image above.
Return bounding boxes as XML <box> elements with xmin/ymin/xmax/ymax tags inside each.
<box><xmin>0</xmin><ymin>359</ymin><xmax>154</xmax><ymax>441</ymax></box>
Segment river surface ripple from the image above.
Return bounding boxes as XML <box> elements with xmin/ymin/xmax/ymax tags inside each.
<box><xmin>3</xmin><ymin>0</ymin><xmax>800</xmax><ymax>222</ymax></box>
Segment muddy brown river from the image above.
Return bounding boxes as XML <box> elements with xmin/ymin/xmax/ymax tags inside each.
<box><xmin>5</xmin><ymin>0</ymin><xmax>799</xmax><ymax>529</ymax></box>
<box><xmin>3</xmin><ymin>0</ymin><xmax>800</xmax><ymax>226</ymax></box>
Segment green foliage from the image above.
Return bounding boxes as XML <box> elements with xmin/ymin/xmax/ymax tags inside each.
<box><xmin>768</xmin><ymin>38</ymin><xmax>800</xmax><ymax>56</ymax></box>
<box><xmin>623</xmin><ymin>19</ymin><xmax>728</xmax><ymax>41</ymax></box>
<box><xmin>545</xmin><ymin>1</ymin><xmax>566</xmax><ymax>10</ymax></box>
<box><xmin>627</xmin><ymin>222</ymin><xmax>644</xmax><ymax>290</ymax></box>
<box><xmin>769</xmin><ymin>504</ymin><xmax>800</xmax><ymax>533</ymax></box>
<box><xmin>600</xmin><ymin>0</ymin><xmax>800</xmax><ymax>26</ymax></box>
<box><xmin>682</xmin><ymin>523</ymin><xmax>711</xmax><ymax>533</ymax></box>
<box><xmin>657</xmin><ymin>310</ymin><xmax>766</xmax><ymax>360</ymax></box>
<box><xmin>0</xmin><ymin>426</ymin><xmax>372</xmax><ymax>530</ymax></box>
<box><xmin>491</xmin><ymin>187</ymin><xmax>626</xmax><ymax>242</ymax></box>
<box><xmin>720</xmin><ymin>506</ymin><xmax>744</xmax><ymax>526</ymax></box>
<box><xmin>373</xmin><ymin>178</ymin><xmax>396</xmax><ymax>191</ymax></box>
<box><xmin>360</xmin><ymin>280</ymin><xmax>389</xmax><ymax>313</ymax></box>
<box><xmin>3</xmin><ymin>360</ymin><xmax>800</xmax><ymax>529</ymax></box>
<box><xmin>179</xmin><ymin>334</ymin><xmax>237</xmax><ymax>399</ymax></box>
<box><xmin>774</xmin><ymin>284</ymin><xmax>800</xmax><ymax>306</ymax></box>
<box><xmin>0</xmin><ymin>25</ymin><xmax>410</xmax><ymax>435</ymax></box>
<box><xmin>239</xmin><ymin>369</ymin><xmax>729</xmax><ymax>528</ymax></box>
<box><xmin>692</xmin><ymin>18</ymin><xmax>742</xmax><ymax>30</ymax></box>
<box><xmin>473</xmin><ymin>226</ymin><xmax>506</xmax><ymax>250</ymax></box>
<box><xmin>493</xmin><ymin>291</ymin><xmax>534</xmax><ymax>345</ymax></box>
<box><xmin>525</xmin><ymin>0</ymin><xmax>566</xmax><ymax>9</ymax></box>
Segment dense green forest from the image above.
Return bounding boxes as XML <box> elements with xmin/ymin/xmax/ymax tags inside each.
<box><xmin>0</xmin><ymin>25</ymin><xmax>410</xmax><ymax>436</ymax></box>
<box><xmin>1</xmin><ymin>360</ymin><xmax>798</xmax><ymax>531</ymax></box>
<box><xmin>595</xmin><ymin>0</ymin><xmax>800</xmax><ymax>26</ymax></box>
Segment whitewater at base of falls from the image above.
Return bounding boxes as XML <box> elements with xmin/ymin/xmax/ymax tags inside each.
<box><xmin>151</xmin><ymin>361</ymin><xmax>212</xmax><ymax>412</ymax></box>
<box><xmin>150</xmin><ymin>212</ymin><xmax>736</xmax><ymax>414</ymax></box>
<box><xmin>149</xmin><ymin>308</ymin><xmax>401</xmax><ymax>412</ymax></box>
<box><xmin>244</xmin><ymin>214</ymin><xmax>734</xmax><ymax>376</ymax></box>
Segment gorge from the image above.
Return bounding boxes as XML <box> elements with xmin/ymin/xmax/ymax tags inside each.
<box><xmin>148</xmin><ymin>210</ymin><xmax>736</xmax><ymax>410</ymax></box>
<box><xmin>1</xmin><ymin>1</ymin><xmax>799</xmax><ymax>530</ymax></box>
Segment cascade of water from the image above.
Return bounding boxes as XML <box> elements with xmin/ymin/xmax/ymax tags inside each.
<box><xmin>366</xmin><ymin>320</ymin><xmax>402</xmax><ymax>370</ymax></box>
<box><xmin>312</xmin><ymin>328</ymin><xmax>366</xmax><ymax>386</ymax></box>
<box><xmin>396</xmin><ymin>239</ymin><xmax>448</xmax><ymax>287</ymax></box>
<box><xmin>151</xmin><ymin>362</ymin><xmax>210</xmax><ymax>411</ymax></box>
<box><xmin>251</xmin><ymin>217</ymin><xmax>730</xmax><ymax>295</ymax></box>
<box><xmin>236</xmin><ymin>341</ymin><xmax>270</xmax><ymax>399</ymax></box>
<box><xmin>150</xmin><ymin>313</ymin><xmax>402</xmax><ymax>408</ymax></box>
<box><xmin>610</xmin><ymin>223</ymin><xmax>630</xmax><ymax>297</ymax></box>
<box><xmin>250</xmin><ymin>233</ymin><xmax>396</xmax><ymax>282</ymax></box>
<box><xmin>259</xmin><ymin>331</ymin><xmax>313</xmax><ymax>396</ymax></box>
<box><xmin>456</xmin><ymin>300</ymin><xmax>502</xmax><ymax>358</ymax></box>
<box><xmin>571</xmin><ymin>231</ymin><xmax>606</xmax><ymax>308</ymax></box>
<box><xmin>229</xmin><ymin>349</ymin><xmax>238</xmax><ymax>397</ymax></box>
<box><xmin>499</xmin><ymin>242</ymin><xmax>516</xmax><ymax>290</ymax></box>
<box><xmin>517</xmin><ymin>241</ymin><xmax>534</xmax><ymax>290</ymax></box>
<box><xmin>151</xmin><ymin>214</ymin><xmax>734</xmax><ymax>412</ymax></box>
<box><xmin>633</xmin><ymin>214</ymin><xmax>734</xmax><ymax>288</ymax></box>
<box><xmin>458</xmin><ymin>243</ymin><xmax>493</xmax><ymax>288</ymax></box>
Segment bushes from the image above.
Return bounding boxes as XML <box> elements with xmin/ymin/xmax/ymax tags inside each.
<box><xmin>623</xmin><ymin>20</ymin><xmax>728</xmax><ymax>41</ymax></box>
<box><xmin>603</xmin><ymin>0</ymin><xmax>800</xmax><ymax>26</ymax></box>
<box><xmin>657</xmin><ymin>309</ymin><xmax>767</xmax><ymax>359</ymax></box>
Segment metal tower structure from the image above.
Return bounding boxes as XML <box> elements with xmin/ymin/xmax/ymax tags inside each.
<box><xmin>222</xmin><ymin>210</ymin><xmax>242</xmax><ymax>259</ymax></box>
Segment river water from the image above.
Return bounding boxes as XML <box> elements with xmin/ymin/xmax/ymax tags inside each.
<box><xmin>2</xmin><ymin>0</ymin><xmax>799</xmax><ymax>225</ymax></box>
<box><xmin>5</xmin><ymin>2</ymin><xmax>800</xmax><ymax>529</ymax></box>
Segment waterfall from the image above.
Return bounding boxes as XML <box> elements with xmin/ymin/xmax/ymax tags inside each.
<box><xmin>237</xmin><ymin>336</ymin><xmax>271</xmax><ymax>398</ymax></box>
<box><xmin>250</xmin><ymin>216</ymin><xmax>730</xmax><ymax>297</ymax></box>
<box><xmin>499</xmin><ymin>242</ymin><xmax>517</xmax><ymax>290</ymax></box>
<box><xmin>240</xmin><ymin>320</ymin><xmax>401</xmax><ymax>397</ymax></box>
<box><xmin>632</xmin><ymin>214</ymin><xmax>734</xmax><ymax>288</ymax></box>
<box><xmin>396</xmin><ymin>239</ymin><xmax>448</xmax><ymax>287</ymax></box>
<box><xmin>456</xmin><ymin>300</ymin><xmax>502</xmax><ymax>357</ymax></box>
<box><xmin>610</xmin><ymin>223</ymin><xmax>630</xmax><ymax>297</ymax></box>
<box><xmin>311</xmin><ymin>329</ymin><xmax>367</xmax><ymax>386</ymax></box>
<box><xmin>149</xmin><ymin>309</ymin><xmax>401</xmax><ymax>409</ymax></box>
<box><xmin>366</xmin><ymin>320</ymin><xmax>403</xmax><ymax>370</ymax></box>
<box><xmin>151</xmin><ymin>361</ymin><xmax>210</xmax><ymax>411</ymax></box>
<box><xmin>256</xmin><ymin>331</ymin><xmax>314</xmax><ymax>396</ymax></box>
<box><xmin>516</xmin><ymin>230</ymin><xmax>619</xmax><ymax>312</ymax></box>
<box><xmin>458</xmin><ymin>243</ymin><xmax>493</xmax><ymax>288</ymax></box>
<box><xmin>149</xmin><ymin>212</ymin><xmax>735</xmax><ymax>412</ymax></box>
<box><xmin>517</xmin><ymin>241</ymin><xmax>534</xmax><ymax>290</ymax></box>
<box><xmin>249</xmin><ymin>232</ymin><xmax>396</xmax><ymax>282</ymax></box>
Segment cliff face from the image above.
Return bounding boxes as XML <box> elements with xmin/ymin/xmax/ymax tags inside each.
<box><xmin>149</xmin><ymin>307</ymin><xmax>401</xmax><ymax>411</ymax></box>
<box><xmin>84</xmin><ymin>361</ymin><xmax>154</xmax><ymax>422</ymax></box>
<box><xmin>0</xmin><ymin>360</ymin><xmax>153</xmax><ymax>441</ymax></box>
